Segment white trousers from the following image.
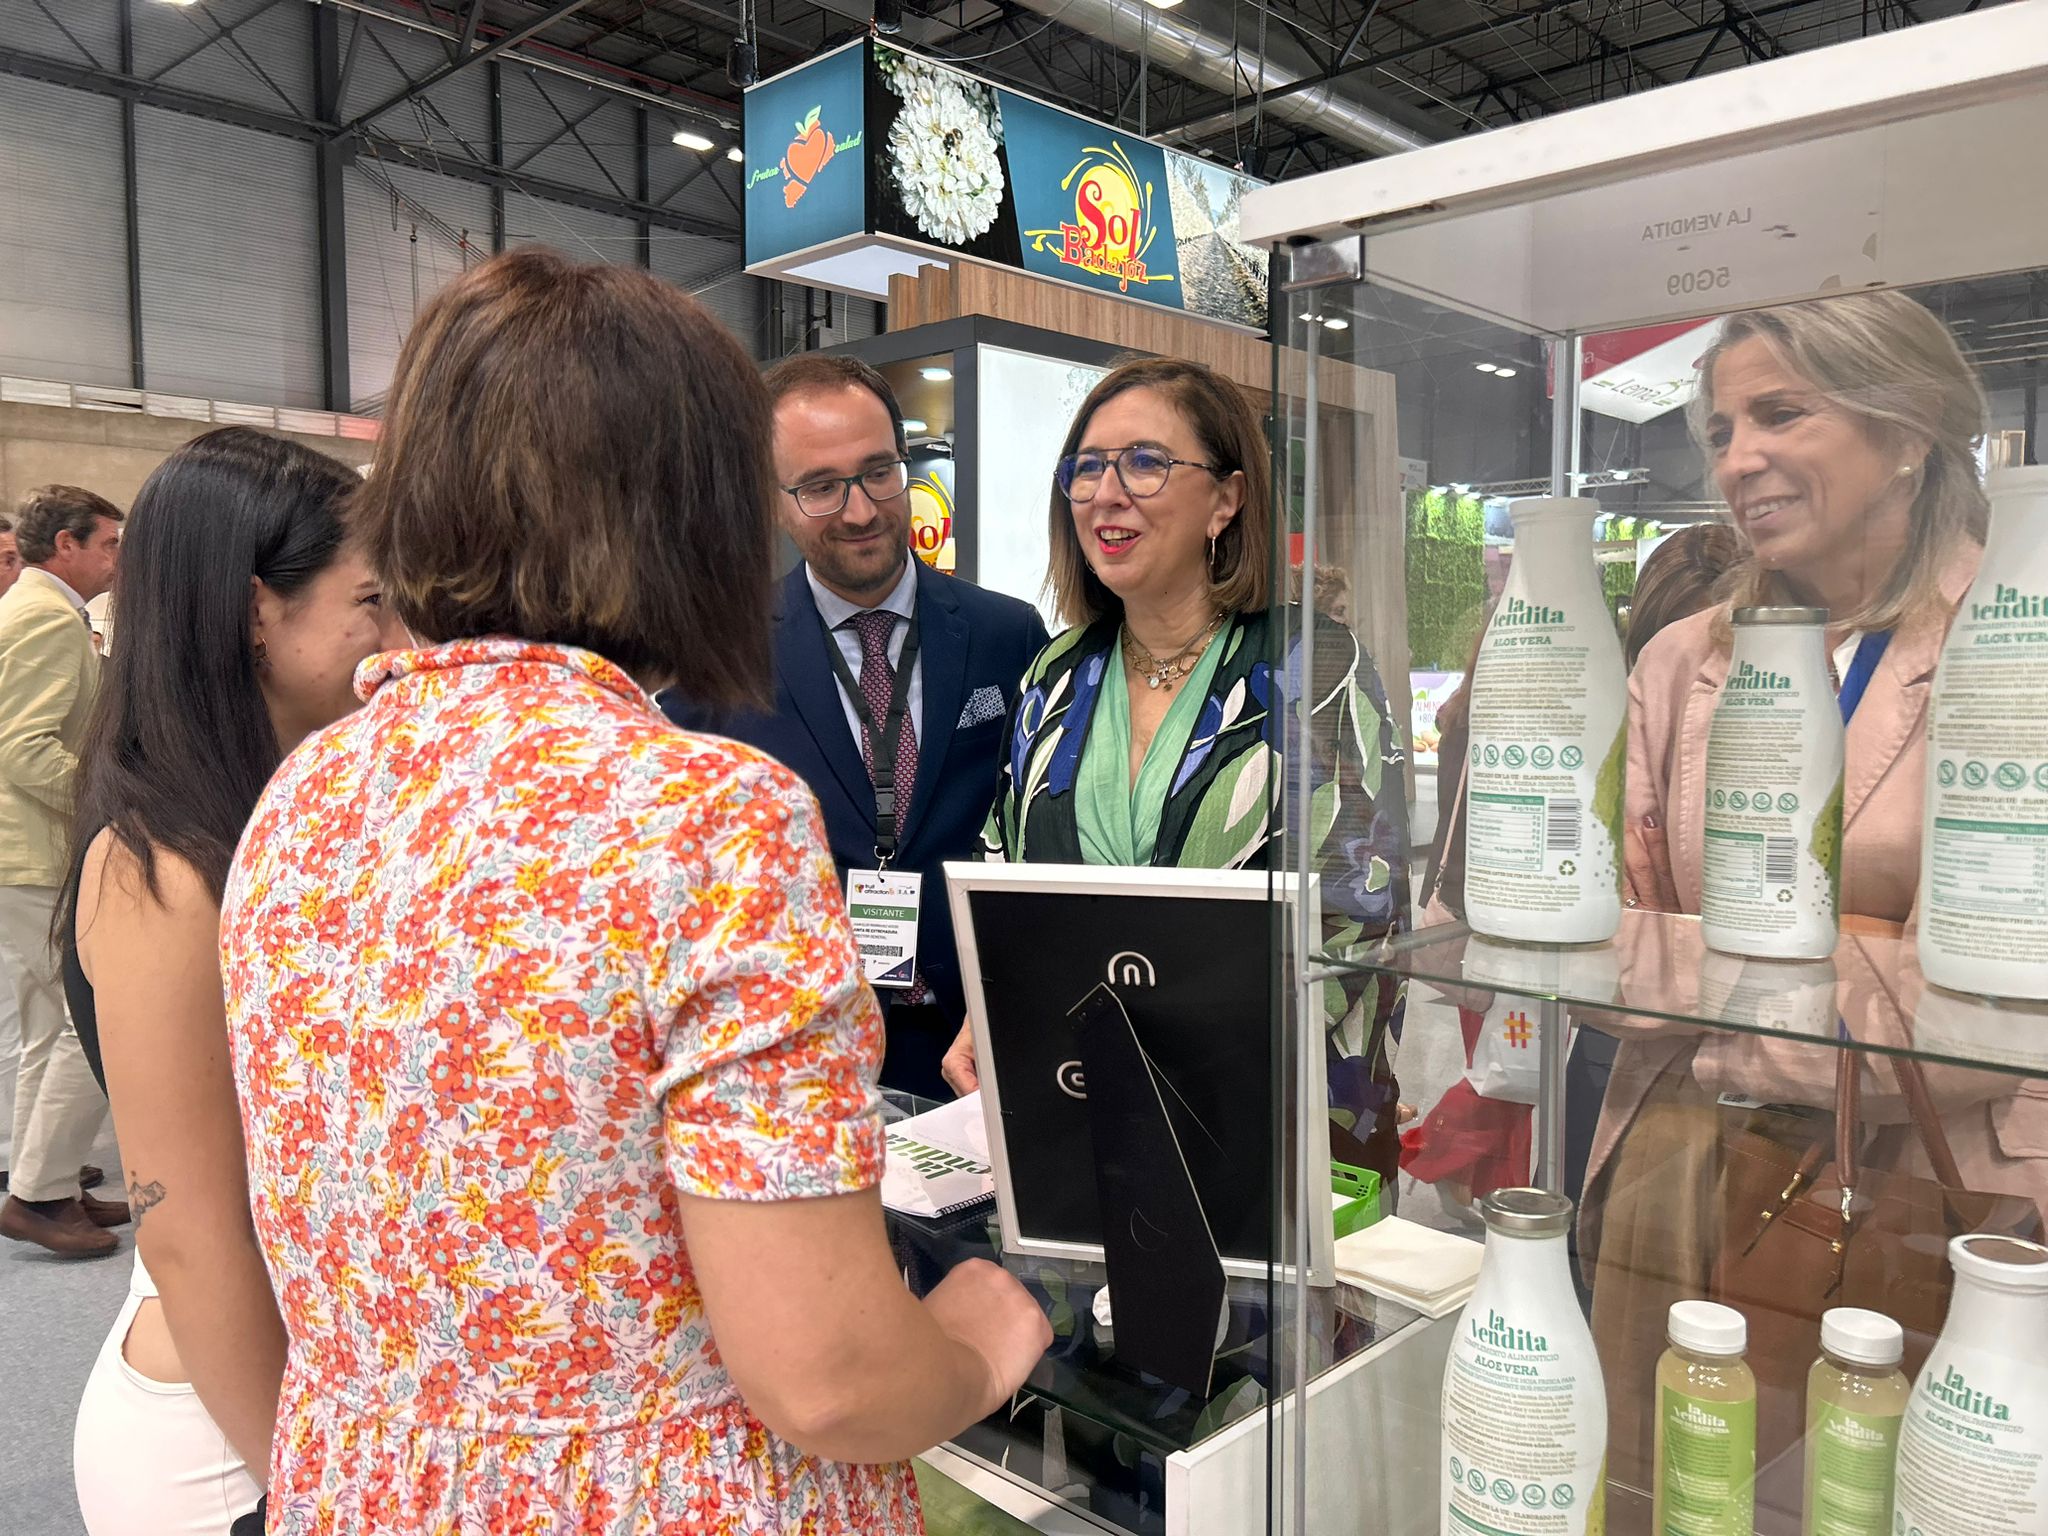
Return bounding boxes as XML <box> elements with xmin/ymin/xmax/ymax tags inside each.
<box><xmin>74</xmin><ymin>1259</ymin><xmax>264</xmax><ymax>1536</ymax></box>
<box><xmin>0</xmin><ymin>952</ymin><xmax>17</xmax><ymax>1175</ymax></box>
<box><xmin>0</xmin><ymin>884</ymin><xmax>105</xmax><ymax>1200</ymax></box>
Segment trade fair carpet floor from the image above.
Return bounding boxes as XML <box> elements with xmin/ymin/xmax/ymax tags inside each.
<box><xmin>2</xmin><ymin>1122</ymin><xmax>128</xmax><ymax>1536</ymax></box>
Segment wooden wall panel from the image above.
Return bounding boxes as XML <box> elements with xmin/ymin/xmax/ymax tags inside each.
<box><xmin>885</xmin><ymin>262</ymin><xmax>1413</xmax><ymax>756</ymax></box>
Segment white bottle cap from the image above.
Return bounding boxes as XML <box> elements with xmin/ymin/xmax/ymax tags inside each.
<box><xmin>1668</xmin><ymin>1300</ymin><xmax>1747</xmax><ymax>1356</ymax></box>
<box><xmin>1821</xmin><ymin>1308</ymin><xmax>1904</xmax><ymax>1366</ymax></box>
<box><xmin>1950</xmin><ymin>1233</ymin><xmax>2048</xmax><ymax>1293</ymax></box>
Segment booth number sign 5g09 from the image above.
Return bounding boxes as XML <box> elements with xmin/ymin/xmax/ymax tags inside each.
<box><xmin>1669</xmin><ymin>266</ymin><xmax>1732</xmax><ymax>297</ymax></box>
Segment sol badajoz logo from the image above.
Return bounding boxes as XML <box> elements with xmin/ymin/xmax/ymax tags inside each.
<box><xmin>1024</xmin><ymin>141</ymin><xmax>1173</xmax><ymax>294</ymax></box>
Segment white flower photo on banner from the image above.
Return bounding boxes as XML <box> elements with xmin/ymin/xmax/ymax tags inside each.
<box><xmin>879</xmin><ymin>52</ymin><xmax>1005</xmax><ymax>248</ymax></box>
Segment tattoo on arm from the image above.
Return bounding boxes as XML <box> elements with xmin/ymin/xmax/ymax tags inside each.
<box><xmin>128</xmin><ymin>1177</ymin><xmax>166</xmax><ymax>1231</ymax></box>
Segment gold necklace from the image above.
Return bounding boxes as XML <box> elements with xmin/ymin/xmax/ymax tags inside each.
<box><xmin>1124</xmin><ymin>610</ymin><xmax>1226</xmax><ymax>691</ymax></box>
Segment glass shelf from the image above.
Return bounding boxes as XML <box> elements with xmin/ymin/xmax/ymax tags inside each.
<box><xmin>1323</xmin><ymin>908</ymin><xmax>2048</xmax><ymax>1080</ymax></box>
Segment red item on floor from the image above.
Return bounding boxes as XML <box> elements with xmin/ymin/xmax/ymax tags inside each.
<box><xmin>1398</xmin><ymin>1008</ymin><xmax>1533</xmax><ymax>1195</ymax></box>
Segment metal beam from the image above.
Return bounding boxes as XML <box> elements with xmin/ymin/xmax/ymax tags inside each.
<box><xmin>319</xmin><ymin>0</ymin><xmax>737</xmax><ymax>126</ymax></box>
<box><xmin>635</xmin><ymin>105</ymin><xmax>652</xmax><ymax>270</ymax></box>
<box><xmin>525</xmin><ymin>71</ymin><xmax>629</xmax><ymax>199</ymax></box>
<box><xmin>315</xmin><ymin>6</ymin><xmax>353</xmax><ymax>411</ymax></box>
<box><xmin>1438</xmin><ymin>0</ymin><xmax>1818</xmax><ymax>112</ymax></box>
<box><xmin>1329</xmin><ymin>0</ymin><xmax>1383</xmax><ymax>77</ymax></box>
<box><xmin>345</xmin><ymin>0</ymin><xmax>599</xmax><ymax>132</ymax></box>
<box><xmin>336</xmin><ymin>13</ymin><xmax>366</xmax><ymax>114</ymax></box>
<box><xmin>504</xmin><ymin>95</ymin><xmax>610</xmax><ymax>171</ymax></box>
<box><xmin>1683</xmin><ymin>22</ymin><xmax>1728</xmax><ymax>79</ymax></box>
<box><xmin>456</xmin><ymin>0</ymin><xmax>488</xmax><ymax>56</ymax></box>
<box><xmin>488</xmin><ymin>59</ymin><xmax>507</xmax><ymax>252</ymax></box>
<box><xmin>1153</xmin><ymin>0</ymin><xmax>1571</xmax><ymax>135</ymax></box>
<box><xmin>118</xmin><ymin>0</ymin><xmax>143</xmax><ymax>390</ymax></box>
<box><xmin>0</xmin><ymin>44</ymin><xmax>739</xmax><ymax>241</ymax></box>
<box><xmin>144</xmin><ymin>0</ymin><xmax>295</xmax><ymax>85</ymax></box>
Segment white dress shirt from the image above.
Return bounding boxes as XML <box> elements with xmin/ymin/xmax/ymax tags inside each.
<box><xmin>24</xmin><ymin>566</ymin><xmax>89</xmax><ymax>624</ymax></box>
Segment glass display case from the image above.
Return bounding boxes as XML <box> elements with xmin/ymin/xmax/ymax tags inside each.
<box><xmin>1242</xmin><ymin>7</ymin><xmax>2048</xmax><ymax>1535</ymax></box>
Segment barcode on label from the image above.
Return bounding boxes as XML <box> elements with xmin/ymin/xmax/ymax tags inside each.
<box><xmin>1764</xmin><ymin>836</ymin><xmax>1797</xmax><ymax>884</ymax></box>
<box><xmin>1546</xmin><ymin>799</ymin><xmax>1581</xmax><ymax>852</ymax></box>
<box><xmin>865</xmin><ymin>944</ymin><xmax>904</xmax><ymax>958</ymax></box>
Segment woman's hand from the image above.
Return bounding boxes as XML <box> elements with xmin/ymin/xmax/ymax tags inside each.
<box><xmin>923</xmin><ymin>1259</ymin><xmax>1053</xmax><ymax>1417</ymax></box>
<box><xmin>941</xmin><ymin>1021</ymin><xmax>979</xmax><ymax>1096</ymax></box>
<box><xmin>679</xmin><ymin>1188</ymin><xmax>1049</xmax><ymax>1464</ymax></box>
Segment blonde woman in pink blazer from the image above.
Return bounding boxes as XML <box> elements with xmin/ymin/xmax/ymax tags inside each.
<box><xmin>1578</xmin><ymin>290</ymin><xmax>2048</xmax><ymax>1489</ymax></box>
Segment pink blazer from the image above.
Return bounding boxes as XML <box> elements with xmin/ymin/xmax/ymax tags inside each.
<box><xmin>1581</xmin><ymin>546</ymin><xmax>2048</xmax><ymax>1256</ymax></box>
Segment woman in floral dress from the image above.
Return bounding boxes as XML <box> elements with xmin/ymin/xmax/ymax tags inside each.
<box><xmin>221</xmin><ymin>250</ymin><xmax>1049</xmax><ymax>1534</ymax></box>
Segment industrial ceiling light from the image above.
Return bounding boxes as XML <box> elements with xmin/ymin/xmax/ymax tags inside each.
<box><xmin>727</xmin><ymin>145</ymin><xmax>744</xmax><ymax>163</ymax></box>
<box><xmin>1322</xmin><ymin>317</ymin><xmax>1349</xmax><ymax>331</ymax></box>
<box><xmin>902</xmin><ymin>418</ymin><xmax>929</xmax><ymax>434</ymax></box>
<box><xmin>1494</xmin><ymin>366</ymin><xmax>1518</xmax><ymax>378</ymax></box>
<box><xmin>1142</xmin><ymin>0</ymin><xmax>1185</xmax><ymax>9</ymax></box>
<box><xmin>920</xmin><ymin>365</ymin><xmax>952</xmax><ymax>381</ymax></box>
<box><xmin>1474</xmin><ymin>362</ymin><xmax>1498</xmax><ymax>373</ymax></box>
<box><xmin>150</xmin><ymin>0</ymin><xmax>201</xmax><ymax>6</ymax></box>
<box><xmin>672</xmin><ymin>129</ymin><xmax>715</xmax><ymax>152</ymax></box>
<box><xmin>873</xmin><ymin>0</ymin><xmax>902</xmax><ymax>33</ymax></box>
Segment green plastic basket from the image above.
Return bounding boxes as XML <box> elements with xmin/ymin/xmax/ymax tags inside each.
<box><xmin>1331</xmin><ymin>1160</ymin><xmax>1383</xmax><ymax>1240</ymax></box>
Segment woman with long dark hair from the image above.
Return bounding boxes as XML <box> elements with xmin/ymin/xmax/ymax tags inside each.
<box><xmin>64</xmin><ymin>427</ymin><xmax>403</xmax><ymax>1536</ymax></box>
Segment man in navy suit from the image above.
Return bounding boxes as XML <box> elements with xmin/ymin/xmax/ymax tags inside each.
<box><xmin>662</xmin><ymin>354</ymin><xmax>1049</xmax><ymax>1100</ymax></box>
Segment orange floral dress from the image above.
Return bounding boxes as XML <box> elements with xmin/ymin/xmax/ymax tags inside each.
<box><xmin>222</xmin><ymin>640</ymin><xmax>922</xmax><ymax>1535</ymax></box>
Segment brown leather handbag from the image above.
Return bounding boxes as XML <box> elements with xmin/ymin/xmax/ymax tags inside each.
<box><xmin>1710</xmin><ymin>1051</ymin><xmax>2043</xmax><ymax>1531</ymax></box>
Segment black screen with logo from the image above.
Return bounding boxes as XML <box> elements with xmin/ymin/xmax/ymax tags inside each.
<box><xmin>965</xmin><ymin>887</ymin><xmax>1281</xmax><ymax>1266</ymax></box>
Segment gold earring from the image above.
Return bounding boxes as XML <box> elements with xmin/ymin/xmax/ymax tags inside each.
<box><xmin>1898</xmin><ymin>463</ymin><xmax>1916</xmax><ymax>478</ymax></box>
<box><xmin>253</xmin><ymin>637</ymin><xmax>268</xmax><ymax>665</ymax></box>
<box><xmin>1208</xmin><ymin>533</ymin><xmax>1221</xmax><ymax>577</ymax></box>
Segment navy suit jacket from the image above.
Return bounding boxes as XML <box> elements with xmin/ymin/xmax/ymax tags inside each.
<box><xmin>660</xmin><ymin>560</ymin><xmax>1050</xmax><ymax>1026</ymax></box>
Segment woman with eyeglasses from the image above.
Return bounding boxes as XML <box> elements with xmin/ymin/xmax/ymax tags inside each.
<box><xmin>939</xmin><ymin>357</ymin><xmax>1411</xmax><ymax>1183</ymax></box>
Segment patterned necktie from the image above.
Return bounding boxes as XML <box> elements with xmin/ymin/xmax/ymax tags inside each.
<box><xmin>846</xmin><ymin>609</ymin><xmax>926</xmax><ymax>1005</ymax></box>
<box><xmin>846</xmin><ymin>609</ymin><xmax>918</xmax><ymax>819</ymax></box>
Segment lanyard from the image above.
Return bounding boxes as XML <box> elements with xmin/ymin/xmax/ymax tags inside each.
<box><xmin>1837</xmin><ymin>630</ymin><xmax>1891</xmax><ymax>725</ymax></box>
<box><xmin>821</xmin><ymin>609</ymin><xmax>921</xmax><ymax>865</ymax></box>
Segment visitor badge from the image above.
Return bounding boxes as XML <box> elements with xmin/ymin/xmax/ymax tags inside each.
<box><xmin>848</xmin><ymin>869</ymin><xmax>920</xmax><ymax>990</ymax></box>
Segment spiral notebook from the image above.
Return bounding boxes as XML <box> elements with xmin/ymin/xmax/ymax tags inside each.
<box><xmin>881</xmin><ymin>1093</ymin><xmax>996</xmax><ymax>1220</ymax></box>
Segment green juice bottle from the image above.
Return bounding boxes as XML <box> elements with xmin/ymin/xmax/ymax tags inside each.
<box><xmin>1654</xmin><ymin>1301</ymin><xmax>1756</xmax><ymax>1535</ymax></box>
<box><xmin>1802</xmin><ymin>1308</ymin><xmax>1906</xmax><ymax>1536</ymax></box>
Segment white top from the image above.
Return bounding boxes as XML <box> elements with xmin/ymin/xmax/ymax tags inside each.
<box><xmin>1668</xmin><ymin>1299</ymin><xmax>1747</xmax><ymax>1356</ymax></box>
<box><xmin>1830</xmin><ymin>630</ymin><xmax>1864</xmax><ymax>693</ymax></box>
<box><xmin>1821</xmin><ymin>1307</ymin><xmax>1903</xmax><ymax>1366</ymax></box>
<box><xmin>806</xmin><ymin>556</ymin><xmax>924</xmax><ymax>751</ymax></box>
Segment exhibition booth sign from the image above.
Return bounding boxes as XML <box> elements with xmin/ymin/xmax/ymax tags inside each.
<box><xmin>741</xmin><ymin>40</ymin><xmax>1270</xmax><ymax>334</ymax></box>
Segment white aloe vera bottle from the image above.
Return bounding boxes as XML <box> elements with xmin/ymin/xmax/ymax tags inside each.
<box><xmin>1443</xmin><ymin>1189</ymin><xmax>1608</xmax><ymax>1536</ymax></box>
<box><xmin>1893</xmin><ymin>1234</ymin><xmax>2048</xmax><ymax>1535</ymax></box>
<box><xmin>1701</xmin><ymin>607</ymin><xmax>1843</xmax><ymax>959</ymax></box>
<box><xmin>1465</xmin><ymin>497</ymin><xmax>1627</xmax><ymax>943</ymax></box>
<box><xmin>1921</xmin><ymin>467</ymin><xmax>2048</xmax><ymax>998</ymax></box>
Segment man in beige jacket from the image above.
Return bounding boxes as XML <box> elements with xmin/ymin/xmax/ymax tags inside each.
<box><xmin>0</xmin><ymin>486</ymin><xmax>124</xmax><ymax>1256</ymax></box>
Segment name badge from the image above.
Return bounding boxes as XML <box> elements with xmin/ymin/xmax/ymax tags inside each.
<box><xmin>848</xmin><ymin>869</ymin><xmax>921</xmax><ymax>990</ymax></box>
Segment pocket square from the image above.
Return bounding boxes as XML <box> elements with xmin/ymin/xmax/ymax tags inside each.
<box><xmin>957</xmin><ymin>685</ymin><xmax>1006</xmax><ymax>730</ymax></box>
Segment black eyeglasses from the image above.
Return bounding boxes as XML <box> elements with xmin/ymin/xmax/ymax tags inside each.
<box><xmin>1056</xmin><ymin>445</ymin><xmax>1224</xmax><ymax>502</ymax></box>
<box><xmin>784</xmin><ymin>459</ymin><xmax>912</xmax><ymax>518</ymax></box>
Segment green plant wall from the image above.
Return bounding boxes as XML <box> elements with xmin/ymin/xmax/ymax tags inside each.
<box><xmin>1405</xmin><ymin>489</ymin><xmax>1487</xmax><ymax>671</ymax></box>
